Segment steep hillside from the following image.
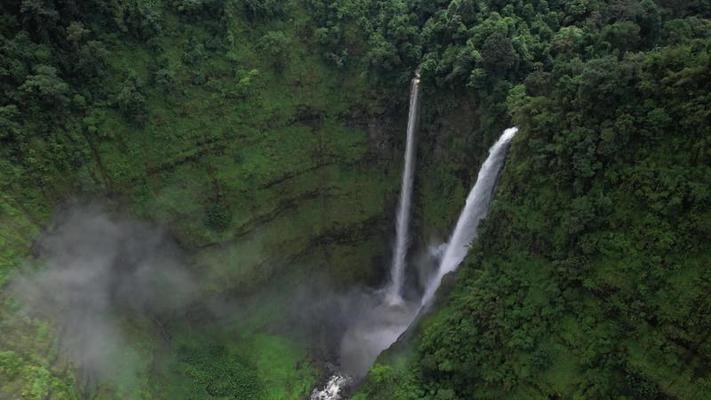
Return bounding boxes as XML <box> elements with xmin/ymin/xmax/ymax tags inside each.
<box><xmin>359</xmin><ymin>41</ymin><xmax>710</xmax><ymax>400</ymax></box>
<box><xmin>0</xmin><ymin>0</ymin><xmax>408</xmax><ymax>289</ymax></box>
<box><xmin>0</xmin><ymin>1</ymin><xmax>410</xmax><ymax>398</ymax></box>
<box><xmin>1</xmin><ymin>1</ymin><xmax>709</xmax><ymax>399</ymax></box>
<box><xmin>352</xmin><ymin>1</ymin><xmax>711</xmax><ymax>399</ymax></box>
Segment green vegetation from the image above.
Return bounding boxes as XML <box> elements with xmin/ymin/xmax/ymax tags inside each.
<box><xmin>0</xmin><ymin>0</ymin><xmax>399</xmax><ymax>397</ymax></box>
<box><xmin>158</xmin><ymin>330</ymin><xmax>315</xmax><ymax>399</ymax></box>
<box><xmin>348</xmin><ymin>1</ymin><xmax>711</xmax><ymax>399</ymax></box>
<box><xmin>1</xmin><ymin>0</ymin><xmax>709</xmax><ymax>399</ymax></box>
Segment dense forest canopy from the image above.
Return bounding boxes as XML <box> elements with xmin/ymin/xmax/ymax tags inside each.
<box><xmin>0</xmin><ymin>0</ymin><xmax>709</xmax><ymax>399</ymax></box>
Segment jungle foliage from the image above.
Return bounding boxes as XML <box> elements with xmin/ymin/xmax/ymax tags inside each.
<box><xmin>0</xmin><ymin>0</ymin><xmax>709</xmax><ymax>399</ymax></box>
<box><xmin>341</xmin><ymin>1</ymin><xmax>710</xmax><ymax>399</ymax></box>
<box><xmin>1</xmin><ymin>0</ymin><xmax>393</xmax><ymax>398</ymax></box>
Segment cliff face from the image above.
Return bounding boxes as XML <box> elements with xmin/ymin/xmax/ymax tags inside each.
<box><xmin>0</xmin><ymin>8</ymin><xmax>496</xmax><ymax>389</ymax></box>
<box><xmin>0</xmin><ymin>14</ymin><xmax>408</xmax><ymax>291</ymax></box>
<box><xmin>0</xmin><ymin>5</ymin><xmax>420</xmax><ymax>398</ymax></box>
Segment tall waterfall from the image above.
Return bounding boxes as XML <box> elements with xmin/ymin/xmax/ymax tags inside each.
<box><xmin>310</xmin><ymin>127</ymin><xmax>517</xmax><ymax>400</ymax></box>
<box><xmin>420</xmin><ymin>127</ymin><xmax>518</xmax><ymax>307</ymax></box>
<box><xmin>387</xmin><ymin>71</ymin><xmax>421</xmax><ymax>303</ymax></box>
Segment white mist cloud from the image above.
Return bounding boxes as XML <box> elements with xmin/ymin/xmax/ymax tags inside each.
<box><xmin>10</xmin><ymin>206</ymin><xmax>197</xmax><ymax>386</ymax></box>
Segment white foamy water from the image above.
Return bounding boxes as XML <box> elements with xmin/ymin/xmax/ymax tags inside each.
<box><xmin>310</xmin><ymin>374</ymin><xmax>351</xmax><ymax>400</ymax></box>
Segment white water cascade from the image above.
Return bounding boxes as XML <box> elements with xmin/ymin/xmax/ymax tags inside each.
<box><xmin>311</xmin><ymin>127</ymin><xmax>517</xmax><ymax>399</ymax></box>
<box><xmin>310</xmin><ymin>375</ymin><xmax>351</xmax><ymax>400</ymax></box>
<box><xmin>420</xmin><ymin>127</ymin><xmax>518</xmax><ymax>307</ymax></box>
<box><xmin>386</xmin><ymin>71</ymin><xmax>421</xmax><ymax>304</ymax></box>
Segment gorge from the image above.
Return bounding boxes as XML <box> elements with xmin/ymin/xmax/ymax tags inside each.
<box><xmin>312</xmin><ymin>125</ymin><xmax>518</xmax><ymax>399</ymax></box>
<box><xmin>1</xmin><ymin>1</ymin><xmax>709</xmax><ymax>400</ymax></box>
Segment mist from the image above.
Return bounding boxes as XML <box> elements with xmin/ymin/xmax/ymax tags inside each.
<box><xmin>10</xmin><ymin>206</ymin><xmax>197</xmax><ymax>387</ymax></box>
<box><xmin>8</xmin><ymin>205</ymin><xmax>404</xmax><ymax>392</ymax></box>
<box><xmin>9</xmin><ymin>204</ymin><xmax>442</xmax><ymax>397</ymax></box>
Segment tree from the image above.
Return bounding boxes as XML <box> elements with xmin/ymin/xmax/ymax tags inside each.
<box><xmin>123</xmin><ymin>2</ymin><xmax>162</xmax><ymax>40</ymax></box>
<box><xmin>66</xmin><ymin>21</ymin><xmax>89</xmax><ymax>45</ymax></box>
<box><xmin>205</xmin><ymin>199</ymin><xmax>231</xmax><ymax>231</ymax></box>
<box><xmin>243</xmin><ymin>0</ymin><xmax>284</xmax><ymax>21</ymax></box>
<box><xmin>74</xmin><ymin>40</ymin><xmax>109</xmax><ymax>80</ymax></box>
<box><xmin>480</xmin><ymin>32</ymin><xmax>517</xmax><ymax>74</ymax></box>
<box><xmin>116</xmin><ymin>72</ymin><xmax>146</xmax><ymax>123</ymax></box>
<box><xmin>366</xmin><ymin>33</ymin><xmax>401</xmax><ymax>72</ymax></box>
<box><xmin>182</xmin><ymin>36</ymin><xmax>206</xmax><ymax>66</ymax></box>
<box><xmin>0</xmin><ymin>105</ymin><xmax>22</xmax><ymax>142</ymax></box>
<box><xmin>18</xmin><ymin>65</ymin><xmax>70</xmax><ymax>110</ymax></box>
<box><xmin>19</xmin><ymin>0</ymin><xmax>58</xmax><ymax>41</ymax></box>
<box><xmin>258</xmin><ymin>31</ymin><xmax>291</xmax><ymax>71</ymax></box>
<box><xmin>600</xmin><ymin>21</ymin><xmax>642</xmax><ymax>54</ymax></box>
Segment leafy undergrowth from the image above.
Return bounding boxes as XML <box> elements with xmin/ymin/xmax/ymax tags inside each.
<box><xmin>154</xmin><ymin>286</ymin><xmax>317</xmax><ymax>400</ymax></box>
<box><xmin>159</xmin><ymin>333</ymin><xmax>314</xmax><ymax>400</ymax></box>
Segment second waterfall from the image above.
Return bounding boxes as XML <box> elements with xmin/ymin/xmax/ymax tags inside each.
<box><xmin>387</xmin><ymin>70</ymin><xmax>421</xmax><ymax>303</ymax></box>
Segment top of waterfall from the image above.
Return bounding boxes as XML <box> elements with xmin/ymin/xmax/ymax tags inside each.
<box><xmin>501</xmin><ymin>127</ymin><xmax>518</xmax><ymax>142</ymax></box>
<box><xmin>418</xmin><ymin>126</ymin><xmax>518</xmax><ymax>309</ymax></box>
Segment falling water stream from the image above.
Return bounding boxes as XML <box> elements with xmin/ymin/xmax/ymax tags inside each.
<box><xmin>420</xmin><ymin>127</ymin><xmax>518</xmax><ymax>307</ymax></box>
<box><xmin>386</xmin><ymin>71</ymin><xmax>421</xmax><ymax>304</ymax></box>
<box><xmin>310</xmin><ymin>127</ymin><xmax>517</xmax><ymax>399</ymax></box>
<box><xmin>310</xmin><ymin>79</ymin><xmax>518</xmax><ymax>400</ymax></box>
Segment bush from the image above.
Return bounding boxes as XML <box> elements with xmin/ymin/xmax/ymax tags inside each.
<box><xmin>116</xmin><ymin>73</ymin><xmax>147</xmax><ymax>123</ymax></box>
<box><xmin>205</xmin><ymin>200</ymin><xmax>231</xmax><ymax>231</ymax></box>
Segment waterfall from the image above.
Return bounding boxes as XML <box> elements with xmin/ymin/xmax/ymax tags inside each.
<box><xmin>387</xmin><ymin>71</ymin><xmax>421</xmax><ymax>303</ymax></box>
<box><xmin>309</xmin><ymin>127</ymin><xmax>517</xmax><ymax>399</ymax></box>
<box><xmin>420</xmin><ymin>127</ymin><xmax>518</xmax><ymax>307</ymax></box>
